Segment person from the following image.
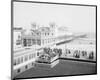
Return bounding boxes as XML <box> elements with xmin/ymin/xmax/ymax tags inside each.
<box><xmin>82</xmin><ymin>51</ymin><xmax>87</xmax><ymax>56</ymax></box>
<box><xmin>89</xmin><ymin>51</ymin><xmax>94</xmax><ymax>59</ymax></box>
<box><xmin>73</xmin><ymin>50</ymin><xmax>80</xmax><ymax>58</ymax></box>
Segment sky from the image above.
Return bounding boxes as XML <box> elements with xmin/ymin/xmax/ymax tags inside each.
<box><xmin>13</xmin><ymin>1</ymin><xmax>96</xmax><ymax>33</ymax></box>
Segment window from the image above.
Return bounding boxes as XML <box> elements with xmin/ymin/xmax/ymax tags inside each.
<box><xmin>17</xmin><ymin>58</ymin><xmax>21</xmax><ymax>65</ymax></box>
<box><xmin>32</xmin><ymin>39</ymin><xmax>36</xmax><ymax>45</ymax></box>
<box><xmin>37</xmin><ymin>32</ymin><xmax>40</xmax><ymax>35</ymax></box>
<box><xmin>23</xmin><ymin>39</ymin><xmax>27</xmax><ymax>46</ymax></box>
<box><xmin>16</xmin><ymin>35</ymin><xmax>21</xmax><ymax>45</ymax></box>
<box><xmin>37</xmin><ymin>39</ymin><xmax>41</xmax><ymax>45</ymax></box>
<box><xmin>28</xmin><ymin>39</ymin><xmax>32</xmax><ymax>46</ymax></box>
<box><xmin>17</xmin><ymin>69</ymin><xmax>20</xmax><ymax>73</ymax></box>
<box><xmin>13</xmin><ymin>60</ymin><xmax>16</xmax><ymax>65</ymax></box>
<box><xmin>25</xmin><ymin>65</ymin><xmax>28</xmax><ymax>69</ymax></box>
<box><xmin>29</xmin><ymin>54</ymin><xmax>31</xmax><ymax>60</ymax></box>
<box><xmin>37</xmin><ymin>52</ymin><xmax>39</xmax><ymax>56</ymax></box>
<box><xmin>45</xmin><ymin>33</ymin><xmax>46</xmax><ymax>36</ymax></box>
<box><xmin>32</xmin><ymin>62</ymin><xmax>34</xmax><ymax>66</ymax></box>
<box><xmin>21</xmin><ymin>57</ymin><xmax>23</xmax><ymax>63</ymax></box>
<box><xmin>24</xmin><ymin>55</ymin><xmax>28</xmax><ymax>61</ymax></box>
<box><xmin>16</xmin><ymin>40</ymin><xmax>21</xmax><ymax>45</ymax></box>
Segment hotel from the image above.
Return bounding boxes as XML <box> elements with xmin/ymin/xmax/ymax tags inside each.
<box><xmin>13</xmin><ymin>23</ymin><xmax>56</xmax><ymax>77</ymax></box>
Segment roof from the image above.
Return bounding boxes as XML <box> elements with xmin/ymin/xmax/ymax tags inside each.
<box><xmin>14</xmin><ymin>27</ymin><xmax>22</xmax><ymax>30</ymax></box>
<box><xmin>38</xmin><ymin>27</ymin><xmax>50</xmax><ymax>32</ymax></box>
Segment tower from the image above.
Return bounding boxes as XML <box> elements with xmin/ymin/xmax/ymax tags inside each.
<box><xmin>49</xmin><ymin>22</ymin><xmax>56</xmax><ymax>36</ymax></box>
<box><xmin>31</xmin><ymin>22</ymin><xmax>37</xmax><ymax>30</ymax></box>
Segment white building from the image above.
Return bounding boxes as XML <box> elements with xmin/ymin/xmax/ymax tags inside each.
<box><xmin>13</xmin><ymin>24</ymin><xmax>57</xmax><ymax>77</ymax></box>
<box><xmin>13</xmin><ymin>48</ymin><xmax>38</xmax><ymax>77</ymax></box>
<box><xmin>13</xmin><ymin>27</ymin><xmax>23</xmax><ymax>50</ymax></box>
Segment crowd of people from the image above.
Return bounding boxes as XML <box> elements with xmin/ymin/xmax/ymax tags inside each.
<box><xmin>36</xmin><ymin>47</ymin><xmax>95</xmax><ymax>64</ymax></box>
<box><xmin>65</xmin><ymin>49</ymin><xmax>94</xmax><ymax>60</ymax></box>
<box><xmin>36</xmin><ymin>48</ymin><xmax>62</xmax><ymax>63</ymax></box>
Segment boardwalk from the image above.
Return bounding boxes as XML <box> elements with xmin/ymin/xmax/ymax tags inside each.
<box><xmin>15</xmin><ymin>59</ymin><xmax>96</xmax><ymax>79</ymax></box>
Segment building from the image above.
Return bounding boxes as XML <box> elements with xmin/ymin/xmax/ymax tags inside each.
<box><xmin>13</xmin><ymin>27</ymin><xmax>23</xmax><ymax>50</ymax></box>
<box><xmin>37</xmin><ymin>25</ymin><xmax>55</xmax><ymax>46</ymax></box>
<box><xmin>21</xmin><ymin>29</ymin><xmax>41</xmax><ymax>47</ymax></box>
<box><xmin>13</xmin><ymin>48</ymin><xmax>37</xmax><ymax>77</ymax></box>
<box><xmin>13</xmin><ymin>23</ymin><xmax>57</xmax><ymax>77</ymax></box>
<box><xmin>13</xmin><ymin>28</ymin><xmax>38</xmax><ymax>77</ymax></box>
<box><xmin>21</xmin><ymin>23</ymin><xmax>56</xmax><ymax>48</ymax></box>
